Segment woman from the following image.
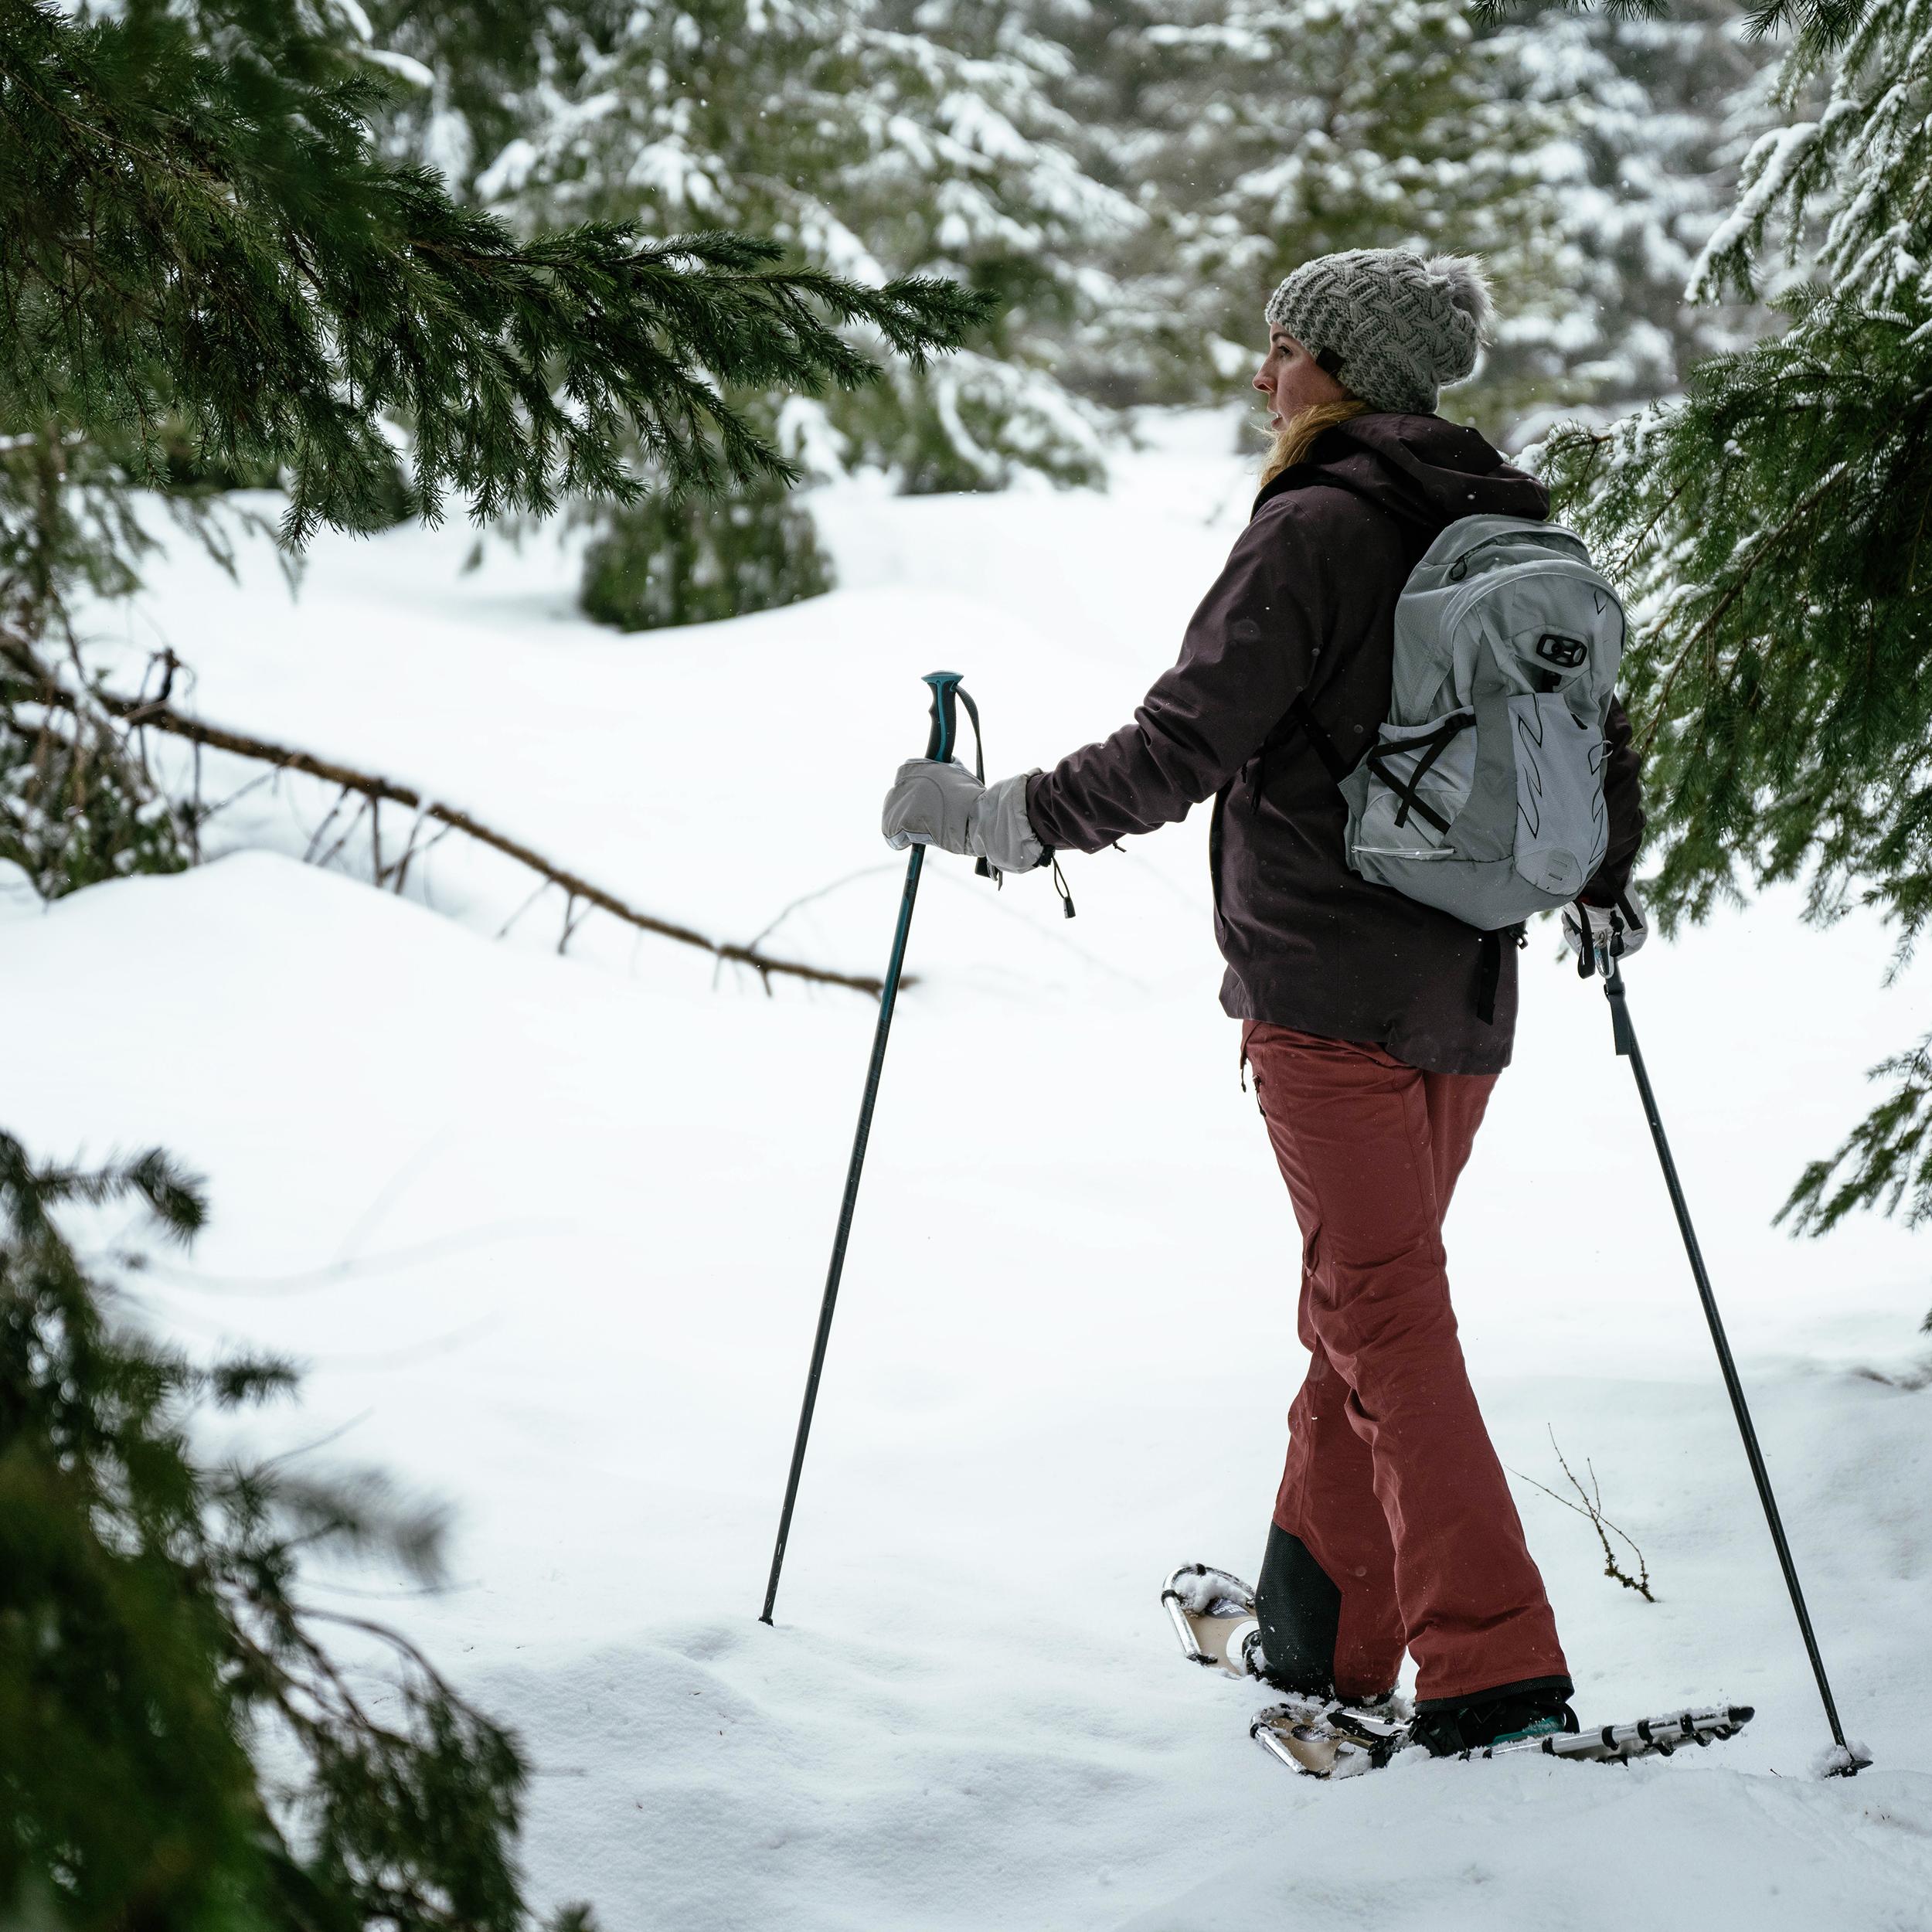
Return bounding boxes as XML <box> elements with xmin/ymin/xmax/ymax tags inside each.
<box><xmin>880</xmin><ymin>248</ymin><xmax>1645</xmax><ymax>1754</ymax></box>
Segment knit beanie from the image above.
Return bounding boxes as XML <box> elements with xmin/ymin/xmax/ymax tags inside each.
<box><xmin>1264</xmin><ymin>250</ymin><xmax>1493</xmax><ymax>416</ymax></box>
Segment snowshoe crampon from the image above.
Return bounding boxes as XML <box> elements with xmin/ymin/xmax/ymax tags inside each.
<box><xmin>1161</xmin><ymin>1563</ymin><xmax>1260</xmax><ymax>1680</ymax></box>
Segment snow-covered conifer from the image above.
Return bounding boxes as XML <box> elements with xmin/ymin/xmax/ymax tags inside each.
<box><xmin>1485</xmin><ymin>0</ymin><xmax>1775</xmax><ymax>435</ymax></box>
<box><xmin>1535</xmin><ymin>0</ymin><xmax>1932</xmax><ymax>1264</ymax></box>
<box><xmin>0</xmin><ymin>0</ymin><xmax>987</xmax><ymax>872</ymax></box>
<box><xmin>426</xmin><ymin>0</ymin><xmax>1138</xmax><ymax>499</ymax></box>
<box><xmin>1052</xmin><ymin>0</ymin><xmax>1566</xmax><ymax>431</ymax></box>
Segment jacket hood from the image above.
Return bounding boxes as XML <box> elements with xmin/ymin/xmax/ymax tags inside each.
<box><xmin>1257</xmin><ymin>410</ymin><xmax>1549</xmax><ymax>532</ymax></box>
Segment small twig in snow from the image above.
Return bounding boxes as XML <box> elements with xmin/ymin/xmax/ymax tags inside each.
<box><xmin>1512</xmin><ymin>1427</ymin><xmax>1655</xmax><ymax>1602</ymax></box>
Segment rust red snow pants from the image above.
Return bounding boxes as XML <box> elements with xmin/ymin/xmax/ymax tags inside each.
<box><xmin>1242</xmin><ymin>1021</ymin><xmax>1568</xmax><ymax>1706</ymax></box>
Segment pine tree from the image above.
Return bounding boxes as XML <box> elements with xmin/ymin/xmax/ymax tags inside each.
<box><xmin>1530</xmin><ymin>0</ymin><xmax>1932</xmax><ymax>1290</ymax></box>
<box><xmin>370</xmin><ymin>0</ymin><xmax>1134</xmax><ymax>626</ymax></box>
<box><xmin>0</xmin><ymin>1134</ymin><xmax>578</xmax><ymax>1931</ymax></box>
<box><xmin>0</xmin><ymin>0</ymin><xmax>990</xmax><ymax>873</ymax></box>
<box><xmin>453</xmin><ymin>0</ymin><xmax>1131</xmax><ymax>493</ymax></box>
<box><xmin>1484</xmin><ymin>0</ymin><xmax>1774</xmax><ymax>433</ymax></box>
<box><xmin>1053</xmin><ymin>0</ymin><xmax>1568</xmax><ymax>430</ymax></box>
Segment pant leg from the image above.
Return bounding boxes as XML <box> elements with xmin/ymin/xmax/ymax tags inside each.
<box><xmin>1422</xmin><ymin>1063</ymin><xmax>1492</xmax><ymax>1223</ymax></box>
<box><xmin>1257</xmin><ymin>1038</ymin><xmax>1404</xmax><ymax>1700</ymax></box>
<box><xmin>1246</xmin><ymin>1021</ymin><xmax>1568</xmax><ymax>1705</ymax></box>
<box><xmin>1268</xmin><ymin>1338</ymin><xmax>1405</xmax><ymax>1699</ymax></box>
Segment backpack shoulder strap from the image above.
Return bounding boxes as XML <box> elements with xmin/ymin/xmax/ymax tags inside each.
<box><xmin>1284</xmin><ymin>691</ymin><xmax>1351</xmax><ymax>785</ymax></box>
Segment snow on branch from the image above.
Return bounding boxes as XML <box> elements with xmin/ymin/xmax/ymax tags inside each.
<box><xmin>3</xmin><ymin>661</ymin><xmax>894</xmax><ymax>1001</ymax></box>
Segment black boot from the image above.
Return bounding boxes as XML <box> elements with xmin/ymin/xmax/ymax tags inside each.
<box><xmin>1251</xmin><ymin>1524</ymin><xmax>1353</xmax><ymax>1698</ymax></box>
<box><xmin>1408</xmin><ymin>1682</ymin><xmax>1579</xmax><ymax>1757</ymax></box>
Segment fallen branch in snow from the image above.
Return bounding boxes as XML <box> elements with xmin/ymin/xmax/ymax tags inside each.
<box><xmin>1512</xmin><ymin>1428</ymin><xmax>1655</xmax><ymax>1602</ymax></box>
<box><xmin>4</xmin><ymin>670</ymin><xmax>893</xmax><ymax>999</ymax></box>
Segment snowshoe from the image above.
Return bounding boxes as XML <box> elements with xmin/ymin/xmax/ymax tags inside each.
<box><xmin>1161</xmin><ymin>1563</ymin><xmax>1262</xmax><ymax>1680</ymax></box>
<box><xmin>1451</xmin><ymin>1702</ymin><xmax>1756</xmax><ymax>1767</ymax></box>
<box><xmin>1250</xmin><ymin>1694</ymin><xmax>1755</xmax><ymax>1779</ymax></box>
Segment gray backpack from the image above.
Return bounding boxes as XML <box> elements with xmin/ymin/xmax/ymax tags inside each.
<box><xmin>1309</xmin><ymin>515</ymin><xmax>1624</xmax><ymax>934</ymax></box>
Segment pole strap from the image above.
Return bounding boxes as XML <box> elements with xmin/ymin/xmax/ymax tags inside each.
<box><xmin>954</xmin><ymin>685</ymin><xmax>995</xmax><ymax>881</ymax></box>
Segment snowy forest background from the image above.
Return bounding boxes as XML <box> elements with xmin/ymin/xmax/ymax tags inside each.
<box><xmin>5</xmin><ymin>0</ymin><xmax>1932</xmax><ymax>1927</ymax></box>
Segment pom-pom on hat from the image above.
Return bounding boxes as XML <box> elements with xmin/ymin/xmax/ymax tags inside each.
<box><xmin>1264</xmin><ymin>250</ymin><xmax>1493</xmax><ymax>416</ymax></box>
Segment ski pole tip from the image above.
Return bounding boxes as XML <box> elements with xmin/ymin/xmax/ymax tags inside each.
<box><xmin>1816</xmin><ymin>1738</ymin><xmax>1873</xmax><ymax>1778</ymax></box>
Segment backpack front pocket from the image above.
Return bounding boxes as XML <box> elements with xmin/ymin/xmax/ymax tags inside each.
<box><xmin>1509</xmin><ymin>693</ymin><xmax>1608</xmax><ymax>896</ymax></box>
<box><xmin>1349</xmin><ymin>710</ymin><xmax>1478</xmax><ymax>861</ymax></box>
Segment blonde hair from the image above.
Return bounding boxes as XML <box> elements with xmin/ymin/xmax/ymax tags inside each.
<box><xmin>1260</xmin><ymin>399</ymin><xmax>1369</xmax><ymax>487</ymax></box>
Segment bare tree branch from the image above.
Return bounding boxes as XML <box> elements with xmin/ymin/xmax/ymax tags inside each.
<box><xmin>5</xmin><ymin>673</ymin><xmax>894</xmax><ymax>998</ymax></box>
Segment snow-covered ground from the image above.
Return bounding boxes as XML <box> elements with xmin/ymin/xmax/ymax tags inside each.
<box><xmin>9</xmin><ymin>413</ymin><xmax>1932</xmax><ymax>1928</ymax></box>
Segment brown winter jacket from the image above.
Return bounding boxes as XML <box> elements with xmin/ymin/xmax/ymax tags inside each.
<box><xmin>1024</xmin><ymin>413</ymin><xmax>1645</xmax><ymax>1076</ymax></box>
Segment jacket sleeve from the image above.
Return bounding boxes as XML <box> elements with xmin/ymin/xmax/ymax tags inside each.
<box><xmin>1025</xmin><ymin>501</ymin><xmax>1330</xmax><ymax>854</ymax></box>
<box><xmin>1581</xmin><ymin>693</ymin><xmax>1645</xmax><ymax>905</ymax></box>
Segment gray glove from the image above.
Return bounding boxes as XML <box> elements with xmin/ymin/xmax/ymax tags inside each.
<box><xmin>880</xmin><ymin>760</ymin><xmax>1045</xmax><ymax>873</ymax></box>
<box><xmin>1562</xmin><ymin>889</ymin><xmax>1648</xmax><ymax>966</ymax></box>
<box><xmin>882</xmin><ymin>757</ymin><xmax>981</xmax><ymax>855</ymax></box>
<box><xmin>970</xmin><ymin>771</ymin><xmax>1046</xmax><ymax>874</ymax></box>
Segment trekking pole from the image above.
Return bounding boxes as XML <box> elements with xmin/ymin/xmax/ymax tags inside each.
<box><xmin>760</xmin><ymin>669</ymin><xmax>972</xmax><ymax>1626</ymax></box>
<box><xmin>1590</xmin><ymin>934</ymin><xmax>1868</xmax><ymax>1775</ymax></box>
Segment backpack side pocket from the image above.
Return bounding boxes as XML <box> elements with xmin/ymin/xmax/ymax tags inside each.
<box><xmin>1348</xmin><ymin>710</ymin><xmax>1478</xmax><ymax>863</ymax></box>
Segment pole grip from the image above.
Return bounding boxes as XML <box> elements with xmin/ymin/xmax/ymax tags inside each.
<box><xmin>923</xmin><ymin>670</ymin><xmax>964</xmax><ymax>762</ymax></box>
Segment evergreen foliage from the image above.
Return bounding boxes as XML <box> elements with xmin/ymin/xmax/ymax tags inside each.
<box><xmin>395</xmin><ymin>0</ymin><xmax>1132</xmax><ymax>496</ymax></box>
<box><xmin>1036</xmin><ymin>0</ymin><xmax>1567</xmax><ymax>427</ymax></box>
<box><xmin>2</xmin><ymin>0</ymin><xmax>988</xmax><ymax>536</ymax></box>
<box><xmin>0</xmin><ymin>1134</ymin><xmax>583</xmax><ymax>1931</ymax></box>
<box><xmin>380</xmin><ymin>0</ymin><xmax>1129</xmax><ymax>627</ymax></box>
<box><xmin>1529</xmin><ymin>0</ymin><xmax>1932</xmax><ymax>1269</ymax></box>
<box><xmin>1043</xmin><ymin>0</ymin><xmax>1781</xmax><ymax>433</ymax></box>
<box><xmin>0</xmin><ymin>0</ymin><xmax>992</xmax><ymax>877</ymax></box>
<box><xmin>580</xmin><ymin>469</ymin><xmax>833</xmax><ymax>631</ymax></box>
<box><xmin>1488</xmin><ymin>0</ymin><xmax>1770</xmax><ymax>429</ymax></box>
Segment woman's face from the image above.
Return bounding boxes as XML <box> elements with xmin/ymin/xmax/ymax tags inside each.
<box><xmin>1253</xmin><ymin>326</ymin><xmax>1349</xmax><ymax>429</ymax></box>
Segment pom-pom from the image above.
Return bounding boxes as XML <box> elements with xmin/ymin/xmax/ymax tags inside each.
<box><xmin>1426</xmin><ymin>253</ymin><xmax>1494</xmax><ymax>345</ymax></box>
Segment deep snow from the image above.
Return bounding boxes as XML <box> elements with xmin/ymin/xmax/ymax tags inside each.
<box><xmin>8</xmin><ymin>411</ymin><xmax>1932</xmax><ymax>1928</ymax></box>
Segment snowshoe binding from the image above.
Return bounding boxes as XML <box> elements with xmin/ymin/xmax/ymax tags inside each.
<box><xmin>1250</xmin><ymin>1693</ymin><xmax>1411</xmax><ymax>1779</ymax></box>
